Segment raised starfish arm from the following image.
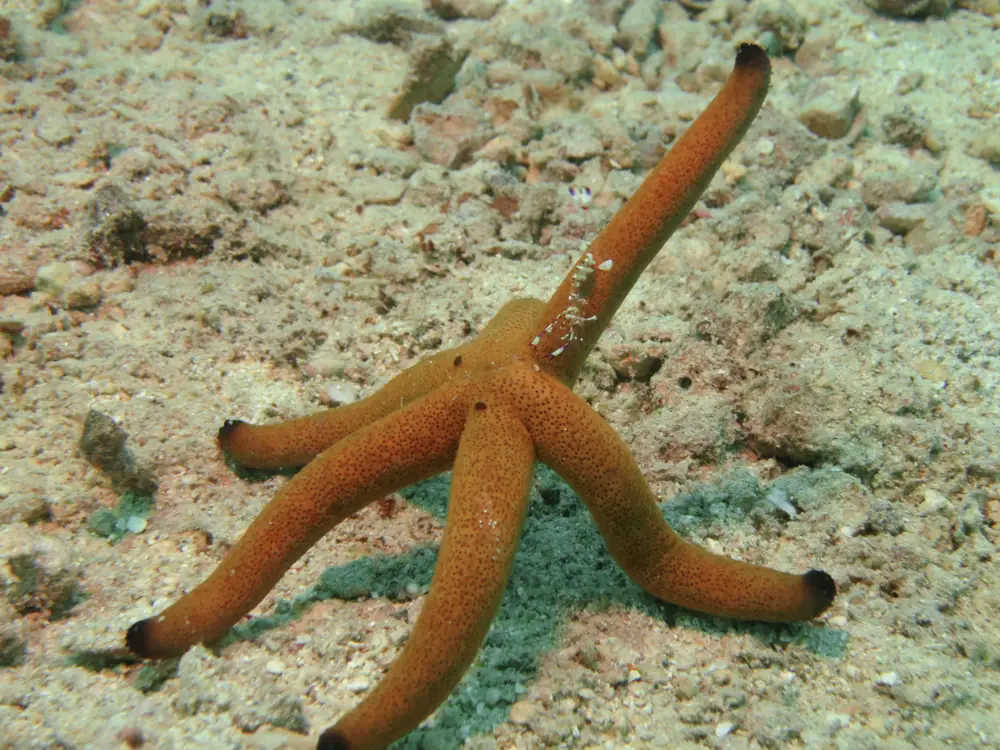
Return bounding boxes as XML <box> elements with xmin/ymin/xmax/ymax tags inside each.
<box><xmin>127</xmin><ymin>388</ymin><xmax>469</xmax><ymax>658</ymax></box>
<box><xmin>533</xmin><ymin>43</ymin><xmax>771</xmax><ymax>384</ymax></box>
<box><xmin>519</xmin><ymin>367</ymin><xmax>835</xmax><ymax>622</ymax></box>
<box><xmin>320</xmin><ymin>397</ymin><xmax>535</xmax><ymax>750</ymax></box>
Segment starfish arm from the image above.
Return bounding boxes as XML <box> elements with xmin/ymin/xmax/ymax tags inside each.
<box><xmin>320</xmin><ymin>397</ymin><xmax>535</xmax><ymax>750</ymax></box>
<box><xmin>126</xmin><ymin>388</ymin><xmax>469</xmax><ymax>659</ymax></box>
<box><xmin>515</xmin><ymin>368</ymin><xmax>835</xmax><ymax>622</ymax></box>
<box><xmin>219</xmin><ymin>344</ymin><xmax>472</xmax><ymax>470</ymax></box>
<box><xmin>533</xmin><ymin>44</ymin><xmax>771</xmax><ymax>383</ymax></box>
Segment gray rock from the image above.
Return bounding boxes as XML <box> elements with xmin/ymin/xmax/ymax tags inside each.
<box><xmin>860</xmin><ymin>168</ymin><xmax>937</xmax><ymax>209</ymax></box>
<box><xmin>0</xmin><ymin>486</ymin><xmax>51</xmax><ymax>526</ymax></box>
<box><xmin>882</xmin><ymin>106</ymin><xmax>929</xmax><ymax>147</ymax></box>
<box><xmin>345</xmin><ymin>173</ymin><xmax>407</xmax><ymax>205</ymax></box>
<box><xmin>0</xmin><ymin>523</ymin><xmax>81</xmax><ymax>619</ymax></box>
<box><xmin>80</xmin><ymin>184</ymin><xmax>147</xmax><ymax>268</ymax></box>
<box><xmin>63</xmin><ymin>277</ymin><xmax>103</xmax><ymax>310</ymax></box>
<box><xmin>875</xmin><ymin>201</ymin><xmax>927</xmax><ymax>234</ymax></box>
<box><xmin>387</xmin><ymin>35</ymin><xmax>468</xmax><ymax>122</ymax></box>
<box><xmin>78</xmin><ymin>409</ymin><xmax>156</xmax><ymax>495</ymax></box>
<box><xmin>617</xmin><ymin>0</ymin><xmax>659</xmax><ymax>58</ymax></box>
<box><xmin>799</xmin><ymin>84</ymin><xmax>861</xmax><ymax>140</ymax></box>
<box><xmin>968</xmin><ymin>129</ymin><xmax>1000</xmax><ymax>167</ymax></box>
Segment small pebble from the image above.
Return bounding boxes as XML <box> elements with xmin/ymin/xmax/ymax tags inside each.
<box><xmin>918</xmin><ymin>488</ymin><xmax>949</xmax><ymax>514</ymax></box>
<box><xmin>125</xmin><ymin>516</ymin><xmax>147</xmax><ymax>534</ymax></box>
<box><xmin>715</xmin><ymin>721</ymin><xmax>735</xmax><ymax>737</ymax></box>
<box><xmin>914</xmin><ymin>359</ymin><xmax>949</xmax><ymax>383</ymax></box>
<box><xmin>674</xmin><ymin>675</ymin><xmax>697</xmax><ymax>700</ymax></box>
<box><xmin>508</xmin><ymin>700</ymin><xmax>536</xmax><ymax>725</ymax></box>
<box><xmin>765</xmin><ymin>486</ymin><xmax>798</xmax><ymax>517</ymax></box>
<box><xmin>968</xmin><ymin>130</ymin><xmax>1000</xmax><ymax>166</ymax></box>
<box><xmin>827</xmin><ymin>712</ymin><xmax>851</xmax><ymax>732</ymax></box>
<box><xmin>64</xmin><ymin>278</ymin><xmax>103</xmax><ymax>309</ymax></box>
<box><xmin>34</xmin><ymin>262</ymin><xmax>77</xmax><ymax>298</ymax></box>
<box><xmin>117</xmin><ymin>727</ymin><xmax>145</xmax><ymax>748</ymax></box>
<box><xmin>876</xmin><ymin>671</ymin><xmax>901</xmax><ymax>687</ymax></box>
<box><xmin>980</xmin><ymin>187</ymin><xmax>1000</xmax><ymax>219</ymax></box>
<box><xmin>344</xmin><ymin>678</ymin><xmax>371</xmax><ymax>693</ymax></box>
<box><xmin>265</xmin><ymin>659</ymin><xmax>285</xmax><ymax>675</ymax></box>
<box><xmin>325</xmin><ymin>382</ymin><xmax>358</xmax><ymax>405</ymax></box>
<box><xmin>799</xmin><ymin>85</ymin><xmax>861</xmax><ymax>139</ymax></box>
<box><xmin>305</xmin><ymin>354</ymin><xmax>349</xmax><ymax>380</ymax></box>
<box><xmin>875</xmin><ymin>202</ymin><xmax>926</xmax><ymax>235</ymax></box>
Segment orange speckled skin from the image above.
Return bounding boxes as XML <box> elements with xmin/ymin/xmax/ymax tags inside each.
<box><xmin>532</xmin><ymin>43</ymin><xmax>775</xmax><ymax>381</ymax></box>
<box><xmin>127</xmin><ymin>46</ymin><xmax>836</xmax><ymax>750</ymax></box>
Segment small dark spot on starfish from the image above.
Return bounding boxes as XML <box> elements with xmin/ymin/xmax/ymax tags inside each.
<box><xmin>317</xmin><ymin>728</ymin><xmax>351</xmax><ymax>750</ymax></box>
<box><xmin>678</xmin><ymin>376</ymin><xmax>692</xmax><ymax>389</ymax></box>
<box><xmin>474</xmin><ymin>401</ymin><xmax>487</xmax><ymax>411</ymax></box>
<box><xmin>453</xmin><ymin>355</ymin><xmax>463</xmax><ymax>366</ymax></box>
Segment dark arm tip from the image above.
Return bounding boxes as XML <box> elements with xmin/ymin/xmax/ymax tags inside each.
<box><xmin>317</xmin><ymin>728</ymin><xmax>352</xmax><ymax>750</ymax></box>
<box><xmin>804</xmin><ymin>569</ymin><xmax>837</xmax><ymax>611</ymax></box>
<box><xmin>735</xmin><ymin>42</ymin><xmax>770</xmax><ymax>72</ymax></box>
<box><xmin>217</xmin><ymin>418</ymin><xmax>246</xmax><ymax>444</ymax></box>
<box><xmin>125</xmin><ymin>619</ymin><xmax>151</xmax><ymax>656</ymax></box>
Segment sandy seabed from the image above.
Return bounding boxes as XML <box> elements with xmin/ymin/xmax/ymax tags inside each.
<box><xmin>1</xmin><ymin>0</ymin><xmax>999</xmax><ymax>748</ymax></box>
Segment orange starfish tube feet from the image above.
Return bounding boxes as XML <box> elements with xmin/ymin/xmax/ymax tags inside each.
<box><xmin>126</xmin><ymin>45</ymin><xmax>835</xmax><ymax>750</ymax></box>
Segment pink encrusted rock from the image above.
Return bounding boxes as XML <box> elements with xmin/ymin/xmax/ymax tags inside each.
<box><xmin>412</xmin><ymin>99</ymin><xmax>493</xmax><ymax>168</ymax></box>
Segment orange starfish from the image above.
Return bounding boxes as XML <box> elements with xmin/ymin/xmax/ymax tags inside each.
<box><xmin>126</xmin><ymin>44</ymin><xmax>835</xmax><ymax>750</ymax></box>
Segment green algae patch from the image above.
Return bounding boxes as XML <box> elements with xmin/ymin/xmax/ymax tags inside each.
<box><xmin>88</xmin><ymin>490</ymin><xmax>154</xmax><ymax>542</ymax></box>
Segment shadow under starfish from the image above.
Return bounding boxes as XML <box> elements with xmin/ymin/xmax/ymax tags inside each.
<box><xmin>222</xmin><ymin>467</ymin><xmax>847</xmax><ymax>749</ymax></box>
<box><xmin>126</xmin><ymin>44</ymin><xmax>837</xmax><ymax>750</ymax></box>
